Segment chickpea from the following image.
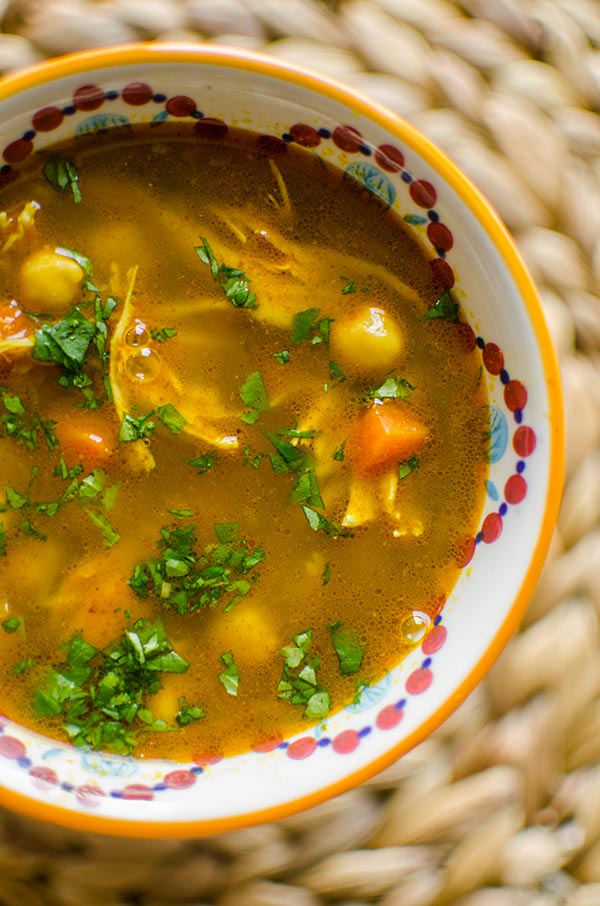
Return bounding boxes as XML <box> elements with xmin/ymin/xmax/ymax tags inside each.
<box><xmin>19</xmin><ymin>246</ymin><xmax>84</xmax><ymax>313</ymax></box>
<box><xmin>330</xmin><ymin>306</ymin><xmax>404</xmax><ymax>372</ymax></box>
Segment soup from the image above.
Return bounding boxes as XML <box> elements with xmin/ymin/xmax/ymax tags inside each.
<box><xmin>0</xmin><ymin>124</ymin><xmax>488</xmax><ymax>760</ymax></box>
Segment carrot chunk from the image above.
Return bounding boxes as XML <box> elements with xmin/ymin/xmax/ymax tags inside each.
<box><xmin>351</xmin><ymin>401</ymin><xmax>428</xmax><ymax>474</ymax></box>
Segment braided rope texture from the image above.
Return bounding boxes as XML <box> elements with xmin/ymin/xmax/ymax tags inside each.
<box><xmin>0</xmin><ymin>0</ymin><xmax>599</xmax><ymax>904</ymax></box>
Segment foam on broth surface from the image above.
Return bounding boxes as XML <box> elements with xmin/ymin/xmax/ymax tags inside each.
<box><xmin>0</xmin><ymin>125</ymin><xmax>488</xmax><ymax>760</ymax></box>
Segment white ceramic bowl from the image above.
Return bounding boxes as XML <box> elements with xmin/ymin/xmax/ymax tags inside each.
<box><xmin>0</xmin><ymin>44</ymin><xmax>563</xmax><ymax>837</ymax></box>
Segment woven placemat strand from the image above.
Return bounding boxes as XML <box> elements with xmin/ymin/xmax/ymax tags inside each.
<box><xmin>0</xmin><ymin>1</ymin><xmax>597</xmax><ymax>904</ymax></box>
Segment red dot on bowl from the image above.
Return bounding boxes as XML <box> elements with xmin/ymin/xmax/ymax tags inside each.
<box><xmin>374</xmin><ymin>143</ymin><xmax>404</xmax><ymax>172</ymax></box>
<box><xmin>505</xmin><ymin>473</ymin><xmax>527</xmax><ymax>505</ymax></box>
<box><xmin>193</xmin><ymin>751</ymin><xmax>224</xmax><ymax>765</ymax></box>
<box><xmin>287</xmin><ymin>736</ymin><xmax>317</xmax><ymax>760</ymax></box>
<box><xmin>427</xmin><ymin>221</ymin><xmax>453</xmax><ymax>252</ymax></box>
<box><xmin>513</xmin><ymin>425</ymin><xmax>537</xmax><ymax>457</ymax></box>
<box><xmin>410</xmin><ymin>179</ymin><xmax>437</xmax><ymax>208</ymax></box>
<box><xmin>376</xmin><ymin>705</ymin><xmax>403</xmax><ymax>730</ymax></box>
<box><xmin>456</xmin><ymin>321</ymin><xmax>477</xmax><ymax>353</ymax></box>
<box><xmin>122</xmin><ymin>784</ymin><xmax>154</xmax><ymax>801</ymax></box>
<box><xmin>166</xmin><ymin>95</ymin><xmax>197</xmax><ymax>117</ymax></box>
<box><xmin>504</xmin><ymin>380</ymin><xmax>527</xmax><ymax>412</ymax></box>
<box><xmin>122</xmin><ymin>82</ymin><xmax>154</xmax><ymax>106</ymax></box>
<box><xmin>406</xmin><ymin>667</ymin><xmax>433</xmax><ymax>695</ymax></box>
<box><xmin>256</xmin><ymin>134</ymin><xmax>288</xmax><ymax>157</ymax></box>
<box><xmin>3</xmin><ymin>139</ymin><xmax>33</xmax><ymax>164</ymax></box>
<box><xmin>73</xmin><ymin>84</ymin><xmax>105</xmax><ymax>111</ymax></box>
<box><xmin>430</xmin><ymin>257</ymin><xmax>455</xmax><ymax>288</ymax></box>
<box><xmin>29</xmin><ymin>765</ymin><xmax>58</xmax><ymax>786</ymax></box>
<box><xmin>164</xmin><ymin>769</ymin><xmax>196</xmax><ymax>790</ymax></box>
<box><xmin>289</xmin><ymin>123</ymin><xmax>321</xmax><ymax>147</ymax></box>
<box><xmin>422</xmin><ymin>624</ymin><xmax>447</xmax><ymax>654</ymax></box>
<box><xmin>251</xmin><ymin>735</ymin><xmax>283</xmax><ymax>754</ymax></box>
<box><xmin>481</xmin><ymin>512</ymin><xmax>503</xmax><ymax>543</ymax></box>
<box><xmin>76</xmin><ymin>784</ymin><xmax>105</xmax><ymax>807</ymax></box>
<box><xmin>0</xmin><ymin>735</ymin><xmax>26</xmax><ymax>759</ymax></box>
<box><xmin>332</xmin><ymin>125</ymin><xmax>363</xmax><ymax>153</ymax></box>
<box><xmin>482</xmin><ymin>342</ymin><xmax>504</xmax><ymax>375</ymax></box>
<box><xmin>32</xmin><ymin>106</ymin><xmax>64</xmax><ymax>132</ymax></box>
<box><xmin>194</xmin><ymin>118</ymin><xmax>228</xmax><ymax>140</ymax></box>
<box><xmin>332</xmin><ymin>729</ymin><xmax>360</xmax><ymax>754</ymax></box>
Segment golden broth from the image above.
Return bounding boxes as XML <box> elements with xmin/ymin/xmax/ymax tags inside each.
<box><xmin>0</xmin><ymin>126</ymin><xmax>488</xmax><ymax>759</ymax></box>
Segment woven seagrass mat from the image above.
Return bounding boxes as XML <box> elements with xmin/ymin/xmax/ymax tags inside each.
<box><xmin>0</xmin><ymin>0</ymin><xmax>599</xmax><ymax>904</ymax></box>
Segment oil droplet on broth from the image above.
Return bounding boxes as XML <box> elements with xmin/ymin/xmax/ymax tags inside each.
<box><xmin>125</xmin><ymin>321</ymin><xmax>150</xmax><ymax>347</ymax></box>
<box><xmin>401</xmin><ymin>611</ymin><xmax>430</xmax><ymax>644</ymax></box>
<box><xmin>125</xmin><ymin>347</ymin><xmax>161</xmax><ymax>381</ymax></box>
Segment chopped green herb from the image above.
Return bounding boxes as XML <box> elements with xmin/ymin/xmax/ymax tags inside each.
<box><xmin>0</xmin><ymin>524</ymin><xmax>6</xmax><ymax>557</ymax></box>
<box><xmin>398</xmin><ymin>454</ymin><xmax>420</xmax><ymax>480</ymax></box>
<box><xmin>168</xmin><ymin>509</ymin><xmax>194</xmax><ymax>519</ymax></box>
<box><xmin>369</xmin><ymin>376</ymin><xmax>415</xmax><ymax>401</ymax></box>
<box><xmin>33</xmin><ymin>619</ymin><xmax>188</xmax><ymax>755</ymax></box>
<box><xmin>274</xmin><ymin>350</ymin><xmax>290</xmax><ymax>364</ymax></box>
<box><xmin>423</xmin><ymin>289</ymin><xmax>459</xmax><ymax>323</ymax></box>
<box><xmin>328</xmin><ymin>621</ymin><xmax>364</xmax><ymax>675</ymax></box>
<box><xmin>340</xmin><ymin>276</ymin><xmax>357</xmax><ymax>294</ymax></box>
<box><xmin>150</xmin><ymin>327</ymin><xmax>178</xmax><ymax>343</ymax></box>
<box><xmin>84</xmin><ymin>508</ymin><xmax>120</xmax><ymax>548</ymax></box>
<box><xmin>175</xmin><ymin>696</ymin><xmax>205</xmax><ymax>727</ymax></box>
<box><xmin>118</xmin><ymin>411</ymin><xmax>156</xmax><ymax>443</ymax></box>
<box><xmin>0</xmin><ymin>390</ymin><xmax>58</xmax><ymax>452</ymax></box>
<box><xmin>301</xmin><ymin>505</ymin><xmax>351</xmax><ymax>538</ymax></box>
<box><xmin>242</xmin><ymin>446</ymin><xmax>264</xmax><ymax>469</ymax></box>
<box><xmin>218</xmin><ymin>651</ymin><xmax>240</xmax><ymax>696</ymax></box>
<box><xmin>322</xmin><ymin>562</ymin><xmax>331</xmax><ymax>586</ymax></box>
<box><xmin>43</xmin><ymin>156</ymin><xmax>82</xmax><ymax>204</ymax></box>
<box><xmin>188</xmin><ymin>453</ymin><xmax>217</xmax><ymax>474</ymax></box>
<box><xmin>328</xmin><ymin>360</ymin><xmax>347</xmax><ymax>385</ymax></box>
<box><xmin>32</xmin><ymin>308</ymin><xmax>95</xmax><ymax>372</ymax></box>
<box><xmin>129</xmin><ymin>522</ymin><xmax>265</xmax><ymax>615</ymax></box>
<box><xmin>332</xmin><ymin>440</ymin><xmax>346</xmax><ymax>462</ymax></box>
<box><xmin>278</xmin><ymin>629</ymin><xmax>331</xmax><ymax>720</ymax></box>
<box><xmin>291</xmin><ymin>308</ymin><xmax>333</xmax><ymax>346</ymax></box>
<box><xmin>239</xmin><ymin>371</ymin><xmax>270</xmax><ymax>424</ymax></box>
<box><xmin>20</xmin><ymin>519</ymin><xmax>47</xmax><ymax>541</ymax></box>
<box><xmin>157</xmin><ymin>403</ymin><xmax>187</xmax><ymax>435</ymax></box>
<box><xmin>5</xmin><ymin>486</ymin><xmax>28</xmax><ymax>510</ymax></box>
<box><xmin>1</xmin><ymin>617</ymin><xmax>20</xmax><ymax>634</ymax></box>
<box><xmin>289</xmin><ymin>466</ymin><xmax>324</xmax><ymax>509</ymax></box>
<box><xmin>195</xmin><ymin>237</ymin><xmax>257</xmax><ymax>309</ymax></box>
<box><xmin>266</xmin><ymin>431</ymin><xmax>306</xmax><ymax>474</ymax></box>
<box><xmin>11</xmin><ymin>658</ymin><xmax>35</xmax><ymax>675</ymax></box>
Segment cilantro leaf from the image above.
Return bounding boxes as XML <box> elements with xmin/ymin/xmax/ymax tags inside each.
<box><xmin>1</xmin><ymin>617</ymin><xmax>20</xmax><ymax>634</ymax></box>
<box><xmin>43</xmin><ymin>156</ymin><xmax>82</xmax><ymax>204</ymax></box>
<box><xmin>291</xmin><ymin>308</ymin><xmax>333</xmax><ymax>346</ymax></box>
<box><xmin>369</xmin><ymin>376</ymin><xmax>415</xmax><ymax>401</ymax></box>
<box><xmin>118</xmin><ymin>411</ymin><xmax>156</xmax><ymax>443</ymax></box>
<box><xmin>398</xmin><ymin>454</ymin><xmax>420</xmax><ymax>480</ymax></box>
<box><xmin>175</xmin><ymin>696</ymin><xmax>205</xmax><ymax>727</ymax></box>
<box><xmin>278</xmin><ymin>629</ymin><xmax>330</xmax><ymax>720</ymax></box>
<box><xmin>195</xmin><ymin>237</ymin><xmax>257</xmax><ymax>309</ymax></box>
<box><xmin>423</xmin><ymin>289</ymin><xmax>459</xmax><ymax>322</ymax></box>
<box><xmin>188</xmin><ymin>453</ymin><xmax>217</xmax><ymax>474</ymax></box>
<box><xmin>157</xmin><ymin>403</ymin><xmax>187</xmax><ymax>435</ymax></box>
<box><xmin>340</xmin><ymin>276</ymin><xmax>356</xmax><ymax>294</ymax></box>
<box><xmin>218</xmin><ymin>651</ymin><xmax>240</xmax><ymax>696</ymax></box>
<box><xmin>239</xmin><ymin>371</ymin><xmax>270</xmax><ymax>423</ymax></box>
<box><xmin>32</xmin><ymin>308</ymin><xmax>95</xmax><ymax>371</ymax></box>
<box><xmin>301</xmin><ymin>505</ymin><xmax>351</xmax><ymax>538</ymax></box>
<box><xmin>150</xmin><ymin>327</ymin><xmax>178</xmax><ymax>343</ymax></box>
<box><xmin>328</xmin><ymin>621</ymin><xmax>364</xmax><ymax>675</ymax></box>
